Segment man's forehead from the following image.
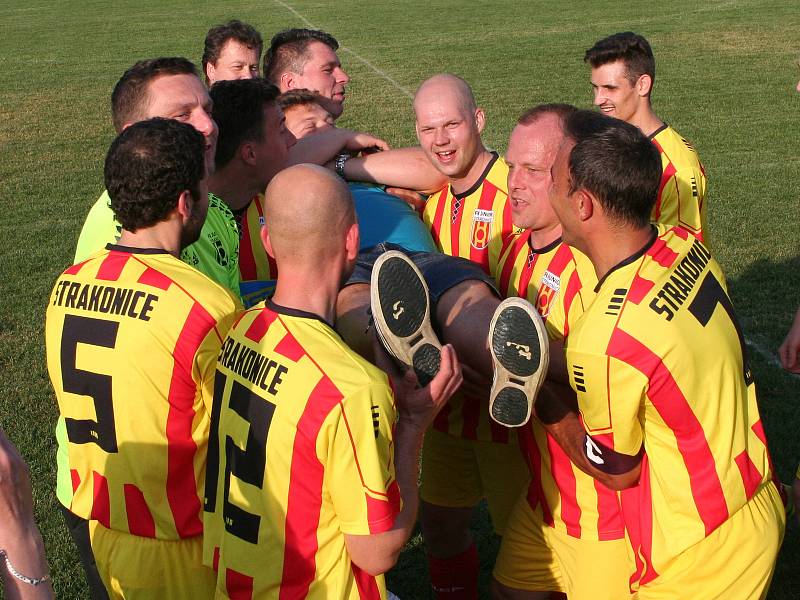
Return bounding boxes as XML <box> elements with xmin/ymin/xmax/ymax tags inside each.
<box><xmin>305</xmin><ymin>41</ymin><xmax>339</xmax><ymax>64</ymax></box>
<box><xmin>146</xmin><ymin>73</ymin><xmax>206</xmax><ymax>104</ymax></box>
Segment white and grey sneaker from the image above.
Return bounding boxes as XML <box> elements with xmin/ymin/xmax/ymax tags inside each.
<box><xmin>370</xmin><ymin>251</ymin><xmax>442</xmax><ymax>387</ymax></box>
<box><xmin>488</xmin><ymin>297</ymin><xmax>549</xmax><ymax>427</ymax></box>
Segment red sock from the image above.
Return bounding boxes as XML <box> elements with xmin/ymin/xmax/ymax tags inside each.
<box><xmin>427</xmin><ymin>543</ymin><xmax>479</xmax><ymax>600</ymax></box>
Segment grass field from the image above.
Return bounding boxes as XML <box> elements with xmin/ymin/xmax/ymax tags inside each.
<box><xmin>2</xmin><ymin>0</ymin><xmax>799</xmax><ymax>597</ymax></box>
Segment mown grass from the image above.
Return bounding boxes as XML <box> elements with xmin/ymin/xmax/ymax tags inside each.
<box><xmin>1</xmin><ymin>1</ymin><xmax>798</xmax><ymax>597</ymax></box>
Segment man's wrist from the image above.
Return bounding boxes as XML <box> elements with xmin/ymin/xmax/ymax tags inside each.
<box><xmin>334</xmin><ymin>153</ymin><xmax>350</xmax><ymax>178</ymax></box>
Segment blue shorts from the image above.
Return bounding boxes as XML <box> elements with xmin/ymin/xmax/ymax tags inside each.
<box><xmin>345</xmin><ymin>243</ymin><xmax>498</xmax><ymax>305</ymax></box>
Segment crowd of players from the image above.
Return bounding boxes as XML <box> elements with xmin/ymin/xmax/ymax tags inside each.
<box><xmin>1</xmin><ymin>18</ymin><xmax>797</xmax><ymax>600</ymax></box>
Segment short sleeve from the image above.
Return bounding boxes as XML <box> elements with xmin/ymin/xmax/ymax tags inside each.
<box><xmin>568</xmin><ymin>347</ymin><xmax>645</xmax><ymax>457</ymax></box>
<box><xmin>325</xmin><ymin>381</ymin><xmax>399</xmax><ymax>535</ymax></box>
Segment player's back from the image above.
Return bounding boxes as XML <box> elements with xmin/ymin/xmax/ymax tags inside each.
<box><xmin>568</xmin><ymin>225</ymin><xmax>772</xmax><ymax>570</ymax></box>
<box><xmin>46</xmin><ymin>246</ymin><xmax>240</xmax><ymax>540</ymax></box>
<box><xmin>205</xmin><ymin>301</ymin><xmax>399</xmax><ymax>599</ymax></box>
<box><xmin>650</xmin><ymin>125</ymin><xmax>708</xmax><ymax>243</ymax></box>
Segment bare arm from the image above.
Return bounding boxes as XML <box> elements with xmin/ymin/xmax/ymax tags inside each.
<box><xmin>345</xmin><ymin>344</ymin><xmax>462</xmax><ymax>575</ymax></box>
<box><xmin>535</xmin><ymin>382</ymin><xmax>641</xmax><ymax>491</ymax></box>
<box><xmin>0</xmin><ymin>429</ymin><xmax>54</xmax><ymax>600</ymax></box>
<box><xmin>342</xmin><ymin>147</ymin><xmax>448</xmax><ymax>193</ymax></box>
<box><xmin>288</xmin><ymin>128</ymin><xmax>389</xmax><ymax>166</ymax></box>
<box><xmin>778</xmin><ymin>307</ymin><xmax>800</xmax><ymax>373</ymax></box>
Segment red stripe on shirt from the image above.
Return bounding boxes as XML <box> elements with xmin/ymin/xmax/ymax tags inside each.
<box><xmin>65</xmin><ymin>261</ymin><xmax>88</xmax><ymax>276</ymax></box>
<box><xmin>91</xmin><ymin>470</ymin><xmax>111</xmax><ymax>529</ymax></box>
<box><xmin>608</xmin><ymin>328</ymin><xmax>729</xmax><ymax>535</ymax></box>
<box><xmin>71</xmin><ymin>469</ymin><xmax>81</xmax><ymax>493</ymax></box>
<box><xmin>621</xmin><ymin>454</ymin><xmax>658</xmax><ymax>588</ymax></box>
<box><xmin>450</xmin><ymin>195</ymin><xmax>464</xmax><ymax>258</ymax></box>
<box><xmin>648</xmin><ymin>238</ymin><xmax>680</xmax><ymax>268</ymax></box>
<box><xmin>280</xmin><ymin>374</ymin><xmax>344</xmax><ymax>600</ymax></box>
<box><xmin>225</xmin><ymin>568</ymin><xmax>254</xmax><ymax>600</ymax></box>
<box><xmin>137</xmin><ymin>267</ymin><xmax>173</xmax><ymax>290</ymax></box>
<box><xmin>626</xmin><ymin>274</ymin><xmax>655</xmax><ymax>305</ymax></box>
<box><xmin>124</xmin><ymin>483</ymin><xmax>156</xmax><ymax>537</ymax></box>
<box><xmin>734</xmin><ymin>451</ymin><xmax>762</xmax><ymax>500</ymax></box>
<box><xmin>274</xmin><ymin>330</ymin><xmax>306</xmax><ymax>362</ymax></box>
<box><xmin>239</xmin><ymin>206</ymin><xmax>258</xmax><ymax>281</ymax></box>
<box><xmin>589</xmin><ymin>432</ymin><xmax>625</xmax><ymax>540</ymax></box>
<box><xmin>546</xmin><ymin>433</ymin><xmax>581</xmax><ymax>537</ymax></box>
<box><xmin>518</xmin><ymin>251</ymin><xmax>537</xmax><ymax>303</ymax></box>
<box><xmin>166</xmin><ymin>302</ymin><xmax>216</xmax><ymax>538</ymax></box>
<box><xmin>654</xmin><ymin>161</ymin><xmax>677</xmax><ymax>220</ymax></box>
<box><xmin>459</xmin><ymin>392</ymin><xmax>480</xmax><ymax>440</ymax></box>
<box><xmin>560</xmin><ymin>270</ymin><xmax>582</xmax><ymax>338</ymax></box>
<box><xmin>428</xmin><ymin>188</ymin><xmax>448</xmax><ymax>249</ymax></box>
<box><xmin>96</xmin><ymin>251</ymin><xmax>130</xmax><ymax>281</ymax></box>
<box><xmin>499</xmin><ymin>200</ymin><xmax>515</xmax><ymax>258</ymax></box>
<box><xmin>245</xmin><ymin>308</ymin><xmax>279</xmax><ymax>343</ymax></box>
<box><xmin>352</xmin><ymin>563</ymin><xmax>382</xmax><ymax>600</ymax></box>
<box><xmin>520</xmin><ymin>427</ymin><xmax>551</xmax><ymax>524</ymax></box>
<box><xmin>468</xmin><ymin>183</ymin><xmax>499</xmax><ymax>273</ymax></box>
<box><xmin>499</xmin><ymin>232</ymin><xmax>528</xmax><ymax>296</ymax></box>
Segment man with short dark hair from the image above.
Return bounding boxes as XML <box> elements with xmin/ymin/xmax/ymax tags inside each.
<box><xmin>202</xmin><ymin>19</ymin><xmax>263</xmax><ymax>85</ymax></box>
<box><xmin>207</xmin><ymin>78</ymin><xmax>295</xmax><ymax>306</ymax></box>
<box><xmin>545</xmin><ymin>109</ymin><xmax>783</xmax><ymax>598</ymax></box>
<box><xmin>264</xmin><ymin>28</ymin><xmax>349</xmax><ymax>118</ymax></box>
<box><xmin>47</xmin><ymin>118</ymin><xmax>240</xmax><ymax>599</ymax></box>
<box><xmin>585</xmin><ymin>32</ymin><xmax>708</xmax><ymax>243</ymax></box>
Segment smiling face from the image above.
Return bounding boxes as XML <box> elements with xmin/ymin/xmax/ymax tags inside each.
<box><xmin>414</xmin><ymin>83</ymin><xmax>485</xmax><ymax>184</ymax></box>
<box><xmin>143</xmin><ymin>73</ymin><xmax>218</xmax><ymax>174</ymax></box>
<box><xmin>286</xmin><ymin>41</ymin><xmax>349</xmax><ymax>117</ymax></box>
<box><xmin>505</xmin><ymin>114</ymin><xmax>564</xmax><ymax>232</ymax></box>
<box><xmin>206</xmin><ymin>40</ymin><xmax>260</xmax><ymax>84</ymax></box>
<box><xmin>590</xmin><ymin>60</ymin><xmax>645</xmax><ymax>124</ymax></box>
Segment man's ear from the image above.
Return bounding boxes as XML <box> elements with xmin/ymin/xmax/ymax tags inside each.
<box><xmin>279</xmin><ymin>71</ymin><xmax>295</xmax><ymax>91</ymax></box>
<box><xmin>239</xmin><ymin>141</ymin><xmax>258</xmax><ymax>166</ymax></box>
<box><xmin>474</xmin><ymin>107</ymin><xmax>486</xmax><ymax>134</ymax></box>
<box><xmin>205</xmin><ymin>63</ymin><xmax>216</xmax><ymax>84</ymax></box>
<box><xmin>176</xmin><ymin>189</ymin><xmax>193</xmax><ymax>222</ymax></box>
<box><xmin>260</xmin><ymin>223</ymin><xmax>277</xmax><ymax>259</ymax></box>
<box><xmin>636</xmin><ymin>73</ymin><xmax>653</xmax><ymax>97</ymax></box>
<box><xmin>576</xmin><ymin>189</ymin><xmax>595</xmax><ymax>222</ymax></box>
<box><xmin>345</xmin><ymin>222</ymin><xmax>360</xmax><ymax>261</ymax></box>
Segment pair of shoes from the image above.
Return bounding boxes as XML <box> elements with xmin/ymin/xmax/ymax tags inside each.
<box><xmin>370</xmin><ymin>251</ymin><xmax>548</xmax><ymax>427</ymax></box>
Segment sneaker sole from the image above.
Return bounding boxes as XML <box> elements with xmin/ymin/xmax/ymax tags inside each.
<box><xmin>488</xmin><ymin>297</ymin><xmax>549</xmax><ymax>427</ymax></box>
<box><xmin>370</xmin><ymin>251</ymin><xmax>442</xmax><ymax>387</ymax></box>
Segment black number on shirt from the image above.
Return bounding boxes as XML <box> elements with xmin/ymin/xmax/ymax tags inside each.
<box><xmin>60</xmin><ymin>315</ymin><xmax>119</xmax><ymax>453</ymax></box>
<box><xmin>206</xmin><ymin>374</ymin><xmax>275</xmax><ymax>544</ymax></box>
<box><xmin>687</xmin><ymin>273</ymin><xmax>753</xmax><ymax>385</ymax></box>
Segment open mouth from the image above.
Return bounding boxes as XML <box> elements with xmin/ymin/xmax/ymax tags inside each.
<box><xmin>436</xmin><ymin>150</ymin><xmax>456</xmax><ymax>163</ymax></box>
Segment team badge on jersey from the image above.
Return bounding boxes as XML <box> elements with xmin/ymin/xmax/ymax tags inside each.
<box><xmin>536</xmin><ymin>270</ymin><xmax>561</xmax><ymax>317</ymax></box>
<box><xmin>470</xmin><ymin>209</ymin><xmax>494</xmax><ymax>250</ymax></box>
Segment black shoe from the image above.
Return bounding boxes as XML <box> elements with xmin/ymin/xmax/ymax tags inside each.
<box><xmin>488</xmin><ymin>297</ymin><xmax>549</xmax><ymax>427</ymax></box>
<box><xmin>370</xmin><ymin>251</ymin><xmax>442</xmax><ymax>387</ymax></box>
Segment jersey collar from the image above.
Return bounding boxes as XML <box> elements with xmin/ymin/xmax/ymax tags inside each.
<box><xmin>106</xmin><ymin>244</ymin><xmax>171</xmax><ymax>255</ymax></box>
<box><xmin>593</xmin><ymin>226</ymin><xmax>658</xmax><ymax>293</ymax></box>
<box><xmin>648</xmin><ymin>123</ymin><xmax>669</xmax><ymax>140</ymax></box>
<box><xmin>266</xmin><ymin>298</ymin><xmax>334</xmax><ymax>329</ymax></box>
<box><xmin>452</xmin><ymin>151</ymin><xmax>499</xmax><ymax>200</ymax></box>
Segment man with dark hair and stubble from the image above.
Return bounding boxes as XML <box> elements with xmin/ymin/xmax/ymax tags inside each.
<box><xmin>263</xmin><ymin>28</ymin><xmax>350</xmax><ymax>119</ymax></box>
<box><xmin>47</xmin><ymin>118</ymin><xmax>240</xmax><ymax>599</ymax></box>
<box><xmin>585</xmin><ymin>32</ymin><xmax>709</xmax><ymax>244</ymax></box>
<box><xmin>544</xmin><ymin>109</ymin><xmax>783</xmax><ymax>598</ymax></box>
<box><xmin>202</xmin><ymin>19</ymin><xmax>263</xmax><ymax>85</ymax></box>
<box><xmin>74</xmin><ymin>57</ymin><xmax>241</xmax><ymax>299</ymax></box>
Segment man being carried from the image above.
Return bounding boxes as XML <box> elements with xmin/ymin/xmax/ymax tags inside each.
<box><xmin>547</xmin><ymin>109</ymin><xmax>783</xmax><ymax>598</ymax></box>
<box><xmin>203</xmin><ymin>165</ymin><xmax>462</xmax><ymax>598</ymax></box>
<box><xmin>47</xmin><ymin>119</ymin><xmax>240</xmax><ymax>598</ymax></box>
<box><xmin>585</xmin><ymin>32</ymin><xmax>708</xmax><ymax>243</ymax></box>
<box><xmin>202</xmin><ymin>19</ymin><xmax>263</xmax><ymax>85</ymax></box>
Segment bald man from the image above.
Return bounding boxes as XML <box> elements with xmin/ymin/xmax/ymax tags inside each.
<box><xmin>203</xmin><ymin>165</ymin><xmax>462</xmax><ymax>599</ymax></box>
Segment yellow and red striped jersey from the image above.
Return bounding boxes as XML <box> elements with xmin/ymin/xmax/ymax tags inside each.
<box><xmin>204</xmin><ymin>301</ymin><xmax>399</xmax><ymax>600</ymax></box>
<box><xmin>424</xmin><ymin>153</ymin><xmax>517</xmax><ymax>443</ymax></box>
<box><xmin>650</xmin><ymin>125</ymin><xmax>708</xmax><ymax>244</ymax></box>
<box><xmin>422</xmin><ymin>153</ymin><xmax>515</xmax><ymax>278</ymax></box>
<box><xmin>497</xmin><ymin>232</ymin><xmax>624</xmax><ymax>541</ymax></box>
<box><xmin>566</xmin><ymin>224</ymin><xmax>773</xmax><ymax>588</ymax></box>
<box><xmin>236</xmin><ymin>194</ymin><xmax>278</xmax><ymax>308</ymax></box>
<box><xmin>45</xmin><ymin>246</ymin><xmax>240</xmax><ymax>540</ymax></box>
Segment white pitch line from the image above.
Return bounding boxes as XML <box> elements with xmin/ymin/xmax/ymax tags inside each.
<box><xmin>272</xmin><ymin>0</ymin><xmax>414</xmax><ymax>98</ymax></box>
<box><xmin>745</xmin><ymin>335</ymin><xmax>784</xmax><ymax>371</ymax></box>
